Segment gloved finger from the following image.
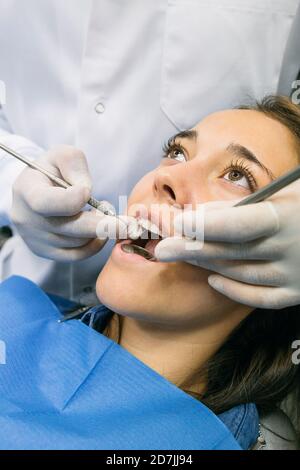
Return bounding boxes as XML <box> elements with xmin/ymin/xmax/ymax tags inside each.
<box><xmin>195</xmin><ymin>259</ymin><xmax>286</xmax><ymax>287</ymax></box>
<box><xmin>26</xmin><ymin>238</ymin><xmax>106</xmax><ymax>263</ymax></box>
<box><xmin>173</xmin><ymin>201</ymin><xmax>279</xmax><ymax>243</ymax></box>
<box><xmin>155</xmin><ymin>236</ymin><xmax>280</xmax><ymax>262</ymax></box>
<box><xmin>14</xmin><ymin>145</ymin><xmax>93</xmax><ymax>216</ymax></box>
<box><xmin>45</xmin><ymin>211</ymin><xmax>130</xmax><ymax>240</ymax></box>
<box><xmin>155</xmin><ymin>237</ymin><xmax>204</xmax><ymax>261</ymax></box>
<box><xmin>22</xmin><ymin>183</ymin><xmax>91</xmax><ymax>217</ymax></box>
<box><xmin>44</xmin><ymin>145</ymin><xmax>92</xmax><ymax>189</ymax></box>
<box><xmin>207</xmin><ymin>275</ymin><xmax>299</xmax><ymax>309</ymax></box>
<box><xmin>23</xmin><ymin>229</ymin><xmax>94</xmax><ymax>249</ymax></box>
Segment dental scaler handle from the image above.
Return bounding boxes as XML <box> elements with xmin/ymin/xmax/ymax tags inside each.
<box><xmin>0</xmin><ymin>142</ymin><xmax>116</xmax><ymax>216</ymax></box>
<box><xmin>235</xmin><ymin>163</ymin><xmax>300</xmax><ymax>207</ymax></box>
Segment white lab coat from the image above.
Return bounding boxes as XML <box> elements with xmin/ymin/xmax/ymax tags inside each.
<box><xmin>0</xmin><ymin>0</ymin><xmax>298</xmax><ymax>301</ymax></box>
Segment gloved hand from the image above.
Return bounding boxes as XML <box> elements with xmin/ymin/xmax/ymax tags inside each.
<box><xmin>11</xmin><ymin>146</ymin><xmax>131</xmax><ymax>262</ymax></box>
<box><xmin>155</xmin><ymin>179</ymin><xmax>300</xmax><ymax>310</ymax></box>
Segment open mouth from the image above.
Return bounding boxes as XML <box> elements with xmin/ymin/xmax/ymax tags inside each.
<box><xmin>119</xmin><ymin>226</ymin><xmax>163</xmax><ymax>262</ymax></box>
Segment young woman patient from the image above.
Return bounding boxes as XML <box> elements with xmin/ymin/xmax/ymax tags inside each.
<box><xmin>94</xmin><ymin>95</ymin><xmax>300</xmax><ymax>446</ymax></box>
<box><xmin>2</xmin><ymin>95</ymin><xmax>299</xmax><ymax>450</ymax></box>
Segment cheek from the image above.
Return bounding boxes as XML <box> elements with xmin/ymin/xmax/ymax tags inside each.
<box><xmin>156</xmin><ymin>264</ymin><xmax>228</xmax><ymax>324</ymax></box>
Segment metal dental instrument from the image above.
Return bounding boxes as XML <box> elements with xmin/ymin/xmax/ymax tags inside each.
<box><xmin>0</xmin><ymin>142</ymin><xmax>117</xmax><ymax>216</ymax></box>
<box><xmin>121</xmin><ymin>243</ymin><xmax>156</xmax><ymax>261</ymax></box>
<box><xmin>234</xmin><ymin>163</ymin><xmax>300</xmax><ymax>207</ymax></box>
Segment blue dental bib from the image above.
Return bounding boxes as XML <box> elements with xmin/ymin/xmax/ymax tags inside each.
<box><xmin>0</xmin><ymin>276</ymin><xmax>240</xmax><ymax>450</ymax></box>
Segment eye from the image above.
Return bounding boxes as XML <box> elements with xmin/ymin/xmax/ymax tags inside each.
<box><xmin>223</xmin><ymin>169</ymin><xmax>250</xmax><ymax>189</ymax></box>
<box><xmin>169</xmin><ymin>147</ymin><xmax>186</xmax><ymax>162</ymax></box>
<box><xmin>163</xmin><ymin>142</ymin><xmax>187</xmax><ymax>162</ymax></box>
<box><xmin>221</xmin><ymin>160</ymin><xmax>257</xmax><ymax>192</ymax></box>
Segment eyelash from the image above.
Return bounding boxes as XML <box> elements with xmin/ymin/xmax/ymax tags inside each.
<box><xmin>162</xmin><ymin>139</ymin><xmax>186</xmax><ymax>159</ymax></box>
<box><xmin>221</xmin><ymin>158</ymin><xmax>257</xmax><ymax>192</ymax></box>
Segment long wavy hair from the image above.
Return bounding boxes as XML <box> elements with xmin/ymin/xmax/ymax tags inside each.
<box><xmin>188</xmin><ymin>96</ymin><xmax>300</xmax><ymax>427</ymax></box>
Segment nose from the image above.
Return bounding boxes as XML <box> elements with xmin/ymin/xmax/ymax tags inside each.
<box><xmin>153</xmin><ymin>165</ymin><xmax>195</xmax><ymax>207</ymax></box>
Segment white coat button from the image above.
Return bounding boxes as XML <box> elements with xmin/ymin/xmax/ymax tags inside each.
<box><xmin>95</xmin><ymin>102</ymin><xmax>105</xmax><ymax>114</ymax></box>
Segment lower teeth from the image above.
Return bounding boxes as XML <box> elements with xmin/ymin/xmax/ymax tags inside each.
<box><xmin>121</xmin><ymin>244</ymin><xmax>156</xmax><ymax>261</ymax></box>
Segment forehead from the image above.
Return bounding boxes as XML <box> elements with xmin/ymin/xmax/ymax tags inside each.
<box><xmin>192</xmin><ymin>109</ymin><xmax>298</xmax><ymax>176</ymax></box>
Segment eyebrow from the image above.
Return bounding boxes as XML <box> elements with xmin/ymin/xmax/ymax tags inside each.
<box><xmin>170</xmin><ymin>129</ymin><xmax>198</xmax><ymax>144</ymax></box>
<box><xmin>226</xmin><ymin>143</ymin><xmax>275</xmax><ymax>180</ymax></box>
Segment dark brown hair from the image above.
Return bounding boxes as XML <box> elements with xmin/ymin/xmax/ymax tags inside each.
<box><xmin>191</xmin><ymin>96</ymin><xmax>300</xmax><ymax>425</ymax></box>
<box><xmin>239</xmin><ymin>94</ymin><xmax>300</xmax><ymax>143</ymax></box>
<box><xmin>202</xmin><ymin>306</ymin><xmax>300</xmax><ymax>417</ymax></box>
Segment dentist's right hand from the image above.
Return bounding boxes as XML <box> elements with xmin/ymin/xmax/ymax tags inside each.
<box><xmin>11</xmin><ymin>146</ymin><xmax>117</xmax><ymax>262</ymax></box>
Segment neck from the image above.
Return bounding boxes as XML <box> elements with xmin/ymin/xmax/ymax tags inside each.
<box><xmin>109</xmin><ymin>307</ymin><xmax>250</xmax><ymax>395</ymax></box>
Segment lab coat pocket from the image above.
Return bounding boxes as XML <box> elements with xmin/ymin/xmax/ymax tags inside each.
<box><xmin>160</xmin><ymin>0</ymin><xmax>298</xmax><ymax>131</ymax></box>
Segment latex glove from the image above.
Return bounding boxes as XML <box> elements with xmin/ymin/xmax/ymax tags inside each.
<box><xmin>11</xmin><ymin>146</ymin><xmax>131</xmax><ymax>262</ymax></box>
<box><xmin>155</xmin><ymin>179</ymin><xmax>300</xmax><ymax>309</ymax></box>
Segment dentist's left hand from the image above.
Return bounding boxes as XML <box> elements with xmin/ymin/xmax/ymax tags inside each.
<box><xmin>155</xmin><ymin>180</ymin><xmax>300</xmax><ymax>310</ymax></box>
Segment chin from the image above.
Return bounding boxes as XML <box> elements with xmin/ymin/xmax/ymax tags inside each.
<box><xmin>96</xmin><ymin>253</ymin><xmax>236</xmax><ymax>327</ymax></box>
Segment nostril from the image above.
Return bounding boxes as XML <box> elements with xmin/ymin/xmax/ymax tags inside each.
<box><xmin>163</xmin><ymin>184</ymin><xmax>176</xmax><ymax>201</ymax></box>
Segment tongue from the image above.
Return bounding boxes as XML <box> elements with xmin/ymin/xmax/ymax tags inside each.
<box><xmin>144</xmin><ymin>239</ymin><xmax>161</xmax><ymax>255</ymax></box>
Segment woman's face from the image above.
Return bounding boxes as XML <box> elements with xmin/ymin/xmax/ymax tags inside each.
<box><xmin>97</xmin><ymin>109</ymin><xmax>298</xmax><ymax>328</ymax></box>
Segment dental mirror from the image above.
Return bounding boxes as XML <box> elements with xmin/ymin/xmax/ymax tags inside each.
<box><xmin>121</xmin><ymin>244</ymin><xmax>156</xmax><ymax>261</ymax></box>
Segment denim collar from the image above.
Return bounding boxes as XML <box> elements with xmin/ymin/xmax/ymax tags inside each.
<box><xmin>218</xmin><ymin>403</ymin><xmax>259</xmax><ymax>450</ymax></box>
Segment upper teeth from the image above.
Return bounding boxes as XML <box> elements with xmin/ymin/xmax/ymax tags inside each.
<box><xmin>138</xmin><ymin>218</ymin><xmax>161</xmax><ymax>238</ymax></box>
<box><xmin>127</xmin><ymin>221</ymin><xmax>143</xmax><ymax>240</ymax></box>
